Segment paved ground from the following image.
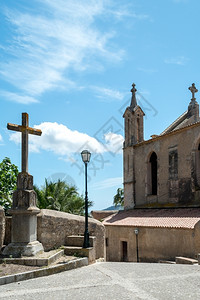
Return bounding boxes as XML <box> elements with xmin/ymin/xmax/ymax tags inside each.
<box><xmin>0</xmin><ymin>262</ymin><xmax>200</xmax><ymax>299</ymax></box>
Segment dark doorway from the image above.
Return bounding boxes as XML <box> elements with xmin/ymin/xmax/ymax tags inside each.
<box><xmin>150</xmin><ymin>152</ymin><xmax>157</xmax><ymax>195</ymax></box>
<box><xmin>121</xmin><ymin>241</ymin><xmax>128</xmax><ymax>262</ymax></box>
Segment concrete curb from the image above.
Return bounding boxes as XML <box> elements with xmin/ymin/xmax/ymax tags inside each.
<box><xmin>0</xmin><ymin>257</ymin><xmax>88</xmax><ymax>285</ymax></box>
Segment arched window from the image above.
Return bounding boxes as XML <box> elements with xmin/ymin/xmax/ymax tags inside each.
<box><xmin>127</xmin><ymin>118</ymin><xmax>130</xmax><ymax>145</ymax></box>
<box><xmin>137</xmin><ymin>117</ymin><xmax>140</xmax><ymax>143</ymax></box>
<box><xmin>149</xmin><ymin>152</ymin><xmax>157</xmax><ymax>195</ymax></box>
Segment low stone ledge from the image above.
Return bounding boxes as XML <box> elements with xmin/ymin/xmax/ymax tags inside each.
<box><xmin>64</xmin><ymin>246</ymin><xmax>95</xmax><ymax>264</ymax></box>
<box><xmin>176</xmin><ymin>256</ymin><xmax>198</xmax><ymax>265</ymax></box>
<box><xmin>158</xmin><ymin>260</ymin><xmax>176</xmax><ymax>264</ymax></box>
<box><xmin>0</xmin><ymin>257</ymin><xmax>88</xmax><ymax>285</ymax></box>
<box><xmin>0</xmin><ymin>249</ymin><xmax>65</xmax><ymax>266</ymax></box>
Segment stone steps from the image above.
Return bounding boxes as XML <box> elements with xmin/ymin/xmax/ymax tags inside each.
<box><xmin>0</xmin><ymin>249</ymin><xmax>64</xmax><ymax>267</ymax></box>
<box><xmin>65</xmin><ymin>235</ymin><xmax>96</xmax><ymax>264</ymax></box>
<box><xmin>66</xmin><ymin>235</ymin><xmax>95</xmax><ymax>247</ymax></box>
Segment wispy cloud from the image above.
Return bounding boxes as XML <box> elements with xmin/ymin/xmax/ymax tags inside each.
<box><xmin>0</xmin><ymin>134</ymin><xmax>3</xmax><ymax>142</ymax></box>
<box><xmin>91</xmin><ymin>86</ymin><xmax>125</xmax><ymax>101</ymax></box>
<box><xmin>0</xmin><ymin>91</ymin><xmax>39</xmax><ymax>104</ymax></box>
<box><xmin>9</xmin><ymin>122</ymin><xmax>123</xmax><ymax>156</ymax></box>
<box><xmin>164</xmin><ymin>56</ymin><xmax>189</xmax><ymax>65</ymax></box>
<box><xmin>137</xmin><ymin>67</ymin><xmax>158</xmax><ymax>74</ymax></box>
<box><xmin>0</xmin><ymin>0</ymin><xmax>128</xmax><ymax>103</ymax></box>
<box><xmin>92</xmin><ymin>177</ymin><xmax>123</xmax><ymax>190</ymax></box>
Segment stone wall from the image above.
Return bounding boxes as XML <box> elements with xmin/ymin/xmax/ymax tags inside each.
<box><xmin>0</xmin><ymin>207</ymin><xmax>5</xmax><ymax>251</ymax></box>
<box><xmin>4</xmin><ymin>209</ymin><xmax>105</xmax><ymax>259</ymax></box>
<box><xmin>124</xmin><ymin>124</ymin><xmax>200</xmax><ymax>208</ymax></box>
<box><xmin>105</xmin><ymin>224</ymin><xmax>199</xmax><ymax>262</ymax></box>
<box><xmin>37</xmin><ymin>209</ymin><xmax>105</xmax><ymax>259</ymax></box>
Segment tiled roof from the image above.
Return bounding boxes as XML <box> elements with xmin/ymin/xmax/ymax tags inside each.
<box><xmin>160</xmin><ymin>111</ymin><xmax>188</xmax><ymax>136</ymax></box>
<box><xmin>134</xmin><ymin>121</ymin><xmax>200</xmax><ymax>148</ymax></box>
<box><xmin>103</xmin><ymin>208</ymin><xmax>200</xmax><ymax>229</ymax></box>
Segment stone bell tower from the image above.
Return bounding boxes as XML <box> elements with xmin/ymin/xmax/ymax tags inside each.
<box><xmin>123</xmin><ymin>83</ymin><xmax>145</xmax><ymax>209</ymax></box>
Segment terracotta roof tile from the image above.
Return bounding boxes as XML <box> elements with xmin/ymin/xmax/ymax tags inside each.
<box><xmin>103</xmin><ymin>208</ymin><xmax>200</xmax><ymax>229</ymax></box>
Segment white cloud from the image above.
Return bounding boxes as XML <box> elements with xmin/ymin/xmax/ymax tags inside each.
<box><xmin>9</xmin><ymin>122</ymin><xmax>124</xmax><ymax>156</ymax></box>
<box><xmin>0</xmin><ymin>91</ymin><xmax>39</xmax><ymax>104</ymax></box>
<box><xmin>164</xmin><ymin>56</ymin><xmax>189</xmax><ymax>65</ymax></box>
<box><xmin>91</xmin><ymin>86</ymin><xmax>125</xmax><ymax>101</ymax></box>
<box><xmin>1</xmin><ymin>0</ymin><xmax>126</xmax><ymax>102</ymax></box>
<box><xmin>0</xmin><ymin>134</ymin><xmax>3</xmax><ymax>142</ymax></box>
<box><xmin>104</xmin><ymin>132</ymin><xmax>124</xmax><ymax>153</ymax></box>
<box><xmin>92</xmin><ymin>177</ymin><xmax>123</xmax><ymax>190</ymax></box>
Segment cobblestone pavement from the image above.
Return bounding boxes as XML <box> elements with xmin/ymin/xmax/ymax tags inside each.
<box><xmin>0</xmin><ymin>262</ymin><xmax>200</xmax><ymax>299</ymax></box>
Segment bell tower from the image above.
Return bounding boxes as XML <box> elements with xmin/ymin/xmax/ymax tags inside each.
<box><xmin>123</xmin><ymin>83</ymin><xmax>145</xmax><ymax>209</ymax></box>
<box><xmin>123</xmin><ymin>83</ymin><xmax>145</xmax><ymax>146</ymax></box>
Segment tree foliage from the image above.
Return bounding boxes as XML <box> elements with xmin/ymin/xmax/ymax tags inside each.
<box><xmin>113</xmin><ymin>188</ymin><xmax>124</xmax><ymax>207</ymax></box>
<box><xmin>0</xmin><ymin>157</ymin><xmax>18</xmax><ymax>212</ymax></box>
<box><xmin>34</xmin><ymin>179</ymin><xmax>93</xmax><ymax>216</ymax></box>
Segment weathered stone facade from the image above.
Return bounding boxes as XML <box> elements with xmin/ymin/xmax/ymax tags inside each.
<box><xmin>123</xmin><ymin>83</ymin><xmax>200</xmax><ymax>209</ymax></box>
<box><xmin>104</xmin><ymin>83</ymin><xmax>200</xmax><ymax>262</ymax></box>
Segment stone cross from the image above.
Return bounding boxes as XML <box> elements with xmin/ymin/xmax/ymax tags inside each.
<box><xmin>7</xmin><ymin>113</ymin><xmax>42</xmax><ymax>173</ymax></box>
<box><xmin>131</xmin><ymin>83</ymin><xmax>137</xmax><ymax>95</ymax></box>
<box><xmin>130</xmin><ymin>83</ymin><xmax>137</xmax><ymax>108</ymax></box>
<box><xmin>188</xmin><ymin>83</ymin><xmax>198</xmax><ymax>101</ymax></box>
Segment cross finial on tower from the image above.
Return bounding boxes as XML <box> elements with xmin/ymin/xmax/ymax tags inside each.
<box><xmin>188</xmin><ymin>83</ymin><xmax>198</xmax><ymax>101</ymax></box>
<box><xmin>130</xmin><ymin>83</ymin><xmax>137</xmax><ymax>108</ymax></box>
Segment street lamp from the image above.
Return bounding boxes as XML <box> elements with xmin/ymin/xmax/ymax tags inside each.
<box><xmin>81</xmin><ymin>150</ymin><xmax>91</xmax><ymax>248</ymax></box>
<box><xmin>134</xmin><ymin>228</ymin><xmax>139</xmax><ymax>263</ymax></box>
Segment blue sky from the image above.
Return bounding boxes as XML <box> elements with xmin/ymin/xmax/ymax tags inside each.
<box><xmin>0</xmin><ymin>0</ymin><xmax>200</xmax><ymax>211</ymax></box>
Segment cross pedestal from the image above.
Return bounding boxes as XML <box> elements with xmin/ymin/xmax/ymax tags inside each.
<box><xmin>3</xmin><ymin>113</ymin><xmax>44</xmax><ymax>257</ymax></box>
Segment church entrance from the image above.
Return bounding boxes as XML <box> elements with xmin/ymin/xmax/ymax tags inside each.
<box><xmin>121</xmin><ymin>241</ymin><xmax>128</xmax><ymax>262</ymax></box>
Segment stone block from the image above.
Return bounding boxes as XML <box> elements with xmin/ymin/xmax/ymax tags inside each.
<box><xmin>11</xmin><ymin>214</ymin><xmax>38</xmax><ymax>243</ymax></box>
<box><xmin>176</xmin><ymin>256</ymin><xmax>198</xmax><ymax>264</ymax></box>
<box><xmin>66</xmin><ymin>235</ymin><xmax>96</xmax><ymax>247</ymax></box>
<box><xmin>64</xmin><ymin>246</ymin><xmax>96</xmax><ymax>264</ymax></box>
<box><xmin>17</xmin><ymin>172</ymin><xmax>33</xmax><ymax>190</ymax></box>
<box><xmin>12</xmin><ymin>190</ymin><xmax>38</xmax><ymax>210</ymax></box>
<box><xmin>3</xmin><ymin>241</ymin><xmax>44</xmax><ymax>257</ymax></box>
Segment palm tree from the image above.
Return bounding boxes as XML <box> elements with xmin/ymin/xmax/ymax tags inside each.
<box><xmin>113</xmin><ymin>188</ymin><xmax>124</xmax><ymax>207</ymax></box>
<box><xmin>34</xmin><ymin>179</ymin><xmax>93</xmax><ymax>215</ymax></box>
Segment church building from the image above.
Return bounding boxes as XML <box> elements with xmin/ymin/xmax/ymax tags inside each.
<box><xmin>103</xmin><ymin>83</ymin><xmax>200</xmax><ymax>263</ymax></box>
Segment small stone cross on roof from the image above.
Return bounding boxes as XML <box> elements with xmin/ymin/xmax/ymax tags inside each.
<box><xmin>131</xmin><ymin>83</ymin><xmax>137</xmax><ymax>95</ymax></box>
<box><xmin>7</xmin><ymin>113</ymin><xmax>42</xmax><ymax>173</ymax></box>
<box><xmin>130</xmin><ymin>83</ymin><xmax>137</xmax><ymax>108</ymax></box>
<box><xmin>188</xmin><ymin>83</ymin><xmax>198</xmax><ymax>101</ymax></box>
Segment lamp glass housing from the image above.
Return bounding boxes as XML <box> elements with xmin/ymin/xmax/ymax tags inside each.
<box><xmin>81</xmin><ymin>150</ymin><xmax>91</xmax><ymax>163</ymax></box>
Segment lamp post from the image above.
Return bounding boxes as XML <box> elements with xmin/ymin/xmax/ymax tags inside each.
<box><xmin>134</xmin><ymin>228</ymin><xmax>139</xmax><ymax>262</ymax></box>
<box><xmin>81</xmin><ymin>150</ymin><xmax>91</xmax><ymax>248</ymax></box>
